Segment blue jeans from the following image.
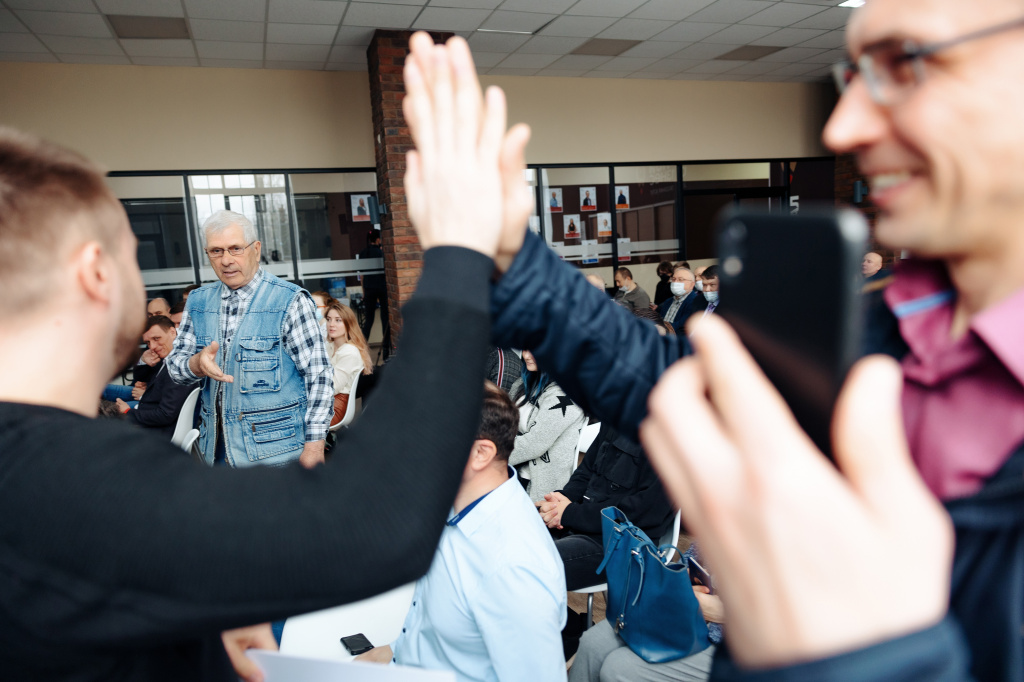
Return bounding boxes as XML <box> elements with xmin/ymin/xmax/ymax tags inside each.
<box><xmin>102</xmin><ymin>384</ymin><xmax>138</xmax><ymax>409</ymax></box>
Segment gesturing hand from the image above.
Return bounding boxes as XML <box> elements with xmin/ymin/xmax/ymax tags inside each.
<box><xmin>639</xmin><ymin>314</ymin><xmax>953</xmax><ymax>669</ymax></box>
<box><xmin>189</xmin><ymin>341</ymin><xmax>234</xmax><ymax>383</ymax></box>
<box><xmin>140</xmin><ymin>348</ymin><xmax>160</xmax><ymax>366</ymax></box>
<box><xmin>402</xmin><ymin>33</ymin><xmax>533</xmax><ymax>264</ymax></box>
<box><xmin>221</xmin><ymin>622</ymin><xmax>277</xmax><ymax>682</ymax></box>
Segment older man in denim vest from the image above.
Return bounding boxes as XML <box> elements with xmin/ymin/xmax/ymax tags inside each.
<box><xmin>166</xmin><ymin>210</ymin><xmax>332</xmax><ymax>468</ymax></box>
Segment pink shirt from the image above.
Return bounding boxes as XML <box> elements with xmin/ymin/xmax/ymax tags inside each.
<box><xmin>885</xmin><ymin>260</ymin><xmax>1024</xmax><ymax>500</ymax></box>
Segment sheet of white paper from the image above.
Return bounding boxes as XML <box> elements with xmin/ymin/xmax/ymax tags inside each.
<box><xmin>246</xmin><ymin>650</ymin><xmax>455</xmax><ymax>682</ymax></box>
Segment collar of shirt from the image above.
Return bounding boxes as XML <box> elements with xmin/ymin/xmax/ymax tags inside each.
<box><xmin>446</xmin><ymin>467</ymin><xmax>518</xmax><ymax>536</ymax></box>
<box><xmin>884</xmin><ymin>258</ymin><xmax>1024</xmax><ymax>499</ymax></box>
<box><xmin>220</xmin><ymin>267</ymin><xmax>264</xmax><ymax>302</ymax></box>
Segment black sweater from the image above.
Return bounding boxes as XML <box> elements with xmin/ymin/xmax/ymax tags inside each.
<box><xmin>0</xmin><ymin>247</ymin><xmax>493</xmax><ymax>681</ymax></box>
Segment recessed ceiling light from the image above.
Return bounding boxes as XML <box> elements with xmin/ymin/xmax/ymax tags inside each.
<box><xmin>717</xmin><ymin>45</ymin><xmax>784</xmax><ymax>60</ymax></box>
<box><xmin>838</xmin><ymin>0</ymin><xmax>865</xmax><ymax>7</ymax></box>
<box><xmin>107</xmin><ymin>15</ymin><xmax>190</xmax><ymax>39</ymax></box>
<box><xmin>571</xmin><ymin>39</ymin><xmax>642</xmax><ymax>57</ymax></box>
<box><xmin>477</xmin><ymin>29</ymin><xmax>534</xmax><ymax>35</ymax></box>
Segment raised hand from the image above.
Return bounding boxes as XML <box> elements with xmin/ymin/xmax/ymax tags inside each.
<box><xmin>188</xmin><ymin>341</ymin><xmax>234</xmax><ymax>383</ymax></box>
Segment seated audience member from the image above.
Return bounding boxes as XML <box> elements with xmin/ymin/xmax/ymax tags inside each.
<box><xmin>692</xmin><ymin>265</ymin><xmax>706</xmax><ymax>292</ymax></box>
<box><xmin>699</xmin><ymin>265</ymin><xmax>720</xmax><ymax>315</ymax></box>
<box><xmin>653</xmin><ymin>260</ymin><xmax>674</xmax><ymax>306</ymax></box>
<box><xmin>311</xmin><ymin>290</ymin><xmax>332</xmax><ymax>337</ymax></box>
<box><xmin>168</xmin><ymin>300</ymin><xmax>185</xmax><ymax>329</ymax></box>
<box><xmin>632</xmin><ymin>307</ymin><xmax>676</xmax><ymax>337</ymax></box>
<box><xmin>147</xmin><ymin>297</ymin><xmax>171</xmax><ymax>318</ymax></box>
<box><xmin>358</xmin><ymin>384</ymin><xmax>567</xmax><ymax>682</ymax></box>
<box><xmin>508</xmin><ymin>350</ymin><xmax>588</xmax><ymax>503</ymax></box>
<box><xmin>568</xmin><ymin>544</ymin><xmax>722</xmax><ymax>682</ymax></box>
<box><xmin>105</xmin><ymin>315</ymin><xmax>199</xmax><ymax>438</ymax></box>
<box><xmin>181</xmin><ymin>283</ymin><xmax>200</xmax><ymax>302</ymax></box>
<box><xmin>539</xmin><ymin>423</ymin><xmax>674</xmax><ymax>655</ymax></box>
<box><xmin>324</xmin><ymin>300</ymin><xmax>372</xmax><ymax>427</ymax></box>
<box><xmin>657</xmin><ymin>265</ymin><xmax>705</xmax><ymax>333</ymax></box>
<box><xmin>612</xmin><ymin>267</ymin><xmax>651</xmax><ymax>311</ymax></box>
<box><xmin>486</xmin><ymin>346</ymin><xmax>522</xmax><ymax>393</ymax></box>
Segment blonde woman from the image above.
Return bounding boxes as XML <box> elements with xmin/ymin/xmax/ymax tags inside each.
<box><xmin>324</xmin><ymin>301</ymin><xmax>372</xmax><ymax>427</ymax></box>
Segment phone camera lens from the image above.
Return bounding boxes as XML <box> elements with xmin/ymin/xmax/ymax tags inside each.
<box><xmin>723</xmin><ymin>256</ymin><xmax>743</xmax><ymax>277</ymax></box>
<box><xmin>726</xmin><ymin>221</ymin><xmax>747</xmax><ymax>242</ymax></box>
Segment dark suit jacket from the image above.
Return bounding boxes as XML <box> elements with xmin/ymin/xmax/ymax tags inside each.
<box><xmin>657</xmin><ymin>291</ymin><xmax>708</xmax><ymax>333</ymax></box>
<box><xmin>125</xmin><ymin>362</ymin><xmax>198</xmax><ymax>439</ymax></box>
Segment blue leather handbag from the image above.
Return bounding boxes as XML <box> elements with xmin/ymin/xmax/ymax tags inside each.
<box><xmin>595</xmin><ymin>506</ymin><xmax>711</xmax><ymax>664</ymax></box>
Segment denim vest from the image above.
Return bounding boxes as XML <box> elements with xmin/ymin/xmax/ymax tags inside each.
<box><xmin>188</xmin><ymin>274</ymin><xmax>307</xmax><ymax>468</ymax></box>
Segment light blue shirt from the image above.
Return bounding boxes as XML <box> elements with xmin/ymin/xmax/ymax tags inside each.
<box><xmin>393</xmin><ymin>468</ymin><xmax>568</xmax><ymax>682</ymax></box>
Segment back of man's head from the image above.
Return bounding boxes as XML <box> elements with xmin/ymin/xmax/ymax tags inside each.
<box><xmin>0</xmin><ymin>127</ymin><xmax>123</xmax><ymax>319</ymax></box>
<box><xmin>615</xmin><ymin>267</ymin><xmax>633</xmax><ymax>281</ymax></box>
<box><xmin>477</xmin><ymin>382</ymin><xmax>518</xmax><ymax>462</ymax></box>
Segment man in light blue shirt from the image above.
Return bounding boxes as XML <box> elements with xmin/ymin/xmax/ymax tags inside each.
<box><xmin>361</xmin><ymin>383</ymin><xmax>568</xmax><ymax>681</ymax></box>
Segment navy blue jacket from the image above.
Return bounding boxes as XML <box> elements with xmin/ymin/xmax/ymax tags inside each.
<box><xmin>493</xmin><ymin>231</ymin><xmax>1020</xmax><ymax>680</ymax></box>
<box><xmin>657</xmin><ymin>290</ymin><xmax>707</xmax><ymax>334</ymax></box>
<box><xmin>125</xmin><ymin>362</ymin><xmax>198</xmax><ymax>439</ymax></box>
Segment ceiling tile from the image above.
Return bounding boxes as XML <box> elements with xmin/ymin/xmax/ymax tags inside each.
<box><xmin>566</xmin><ymin>0</ymin><xmax>647</xmax><ymax>18</ymax></box>
<box><xmin>740</xmin><ymin>2</ymin><xmax>825</xmax><ymax>27</ymax></box>
<box><xmin>95</xmin><ymin>0</ymin><xmax>184</xmax><ymax>17</ymax></box>
<box><xmin>354</xmin><ymin>0</ymin><xmax>423</xmax><ymax>4</ymax></box>
<box><xmin>326</xmin><ymin>61</ymin><xmax>369</xmax><ymax>70</ymax></box>
<box><xmin>547</xmin><ymin>53</ymin><xmax>611</xmax><ymax>69</ymax></box>
<box><xmin>344</xmin><ymin>3</ymin><xmax>421</xmax><ymax>28</ymax></box>
<box><xmin>15</xmin><ymin>11</ymin><xmax>111</xmax><ymax>38</ymax></box>
<box><xmin>724</xmin><ymin>59</ymin><xmax>780</xmax><ymax>74</ymax></box>
<box><xmin>470</xmin><ymin>51</ymin><xmax>507</xmax><ymax>66</ymax></box>
<box><xmin>641</xmin><ymin>57</ymin><xmax>701</xmax><ymax>73</ymax></box>
<box><xmin>334</xmin><ymin>26</ymin><xmax>376</xmax><ymax>44</ymax></box>
<box><xmin>329</xmin><ymin>44</ymin><xmax>365</xmax><ymax>61</ymax></box>
<box><xmin>791</xmin><ymin>7</ymin><xmax>852</xmax><ymax>30</ymax></box>
<box><xmin>627</xmin><ymin>71</ymin><xmax>673</xmax><ymax>79</ymax></box>
<box><xmin>39</xmin><ymin>35</ymin><xmax>125</xmax><ymax>55</ymax></box>
<box><xmin>653</xmin><ymin>21</ymin><xmax>728</xmax><ymax>42</ymax></box>
<box><xmin>268</xmin><ymin>0</ymin><xmax>348</xmax><ymax>24</ymax></box>
<box><xmin>498</xmin><ymin>0</ymin><xmax>576</xmax><ymax>12</ymax></box>
<box><xmin>200</xmin><ymin>57</ymin><xmax>265</xmax><ymax>68</ymax></box>
<box><xmin>670</xmin><ymin>41</ymin><xmax>740</xmax><ymax>59</ymax></box>
<box><xmin>800</xmin><ymin>47</ymin><xmax>845</xmax><ymax>63</ymax></box>
<box><xmin>497</xmin><ymin>52</ymin><xmax>559</xmax><ymax>68</ymax></box>
<box><xmin>517</xmin><ymin>36</ymin><xmax>585</xmax><ymax>54</ymax></box>
<box><xmin>0</xmin><ymin>32</ymin><xmax>48</xmax><ymax>52</ymax></box>
<box><xmin>751</xmin><ymin>27</ymin><xmax>827</xmax><ymax>46</ymax></box>
<box><xmin>539</xmin><ymin>15</ymin><xmax>616</xmax><ymax>37</ymax></box>
<box><xmin>188</xmin><ymin>19</ymin><xmax>265</xmax><ymax>42</ymax></box>
<box><xmin>627</xmin><ymin>0</ymin><xmax>716</xmax><ymax>21</ymax></box>
<box><xmin>0</xmin><ymin>51</ymin><xmax>58</xmax><ymax>62</ymax></box>
<box><xmin>6</xmin><ymin>0</ymin><xmax>96</xmax><ymax>11</ymax></box>
<box><xmin>0</xmin><ymin>10</ymin><xmax>28</xmax><ymax>33</ymax></box>
<box><xmin>267</xmin><ymin>23</ymin><xmax>339</xmax><ymax>44</ymax></box>
<box><xmin>707</xmin><ymin>73</ymin><xmax>751</xmax><ymax>81</ymax></box>
<box><xmin>131</xmin><ymin>56</ymin><xmax>199</xmax><ymax>66</ymax></box>
<box><xmin>265</xmin><ymin>59</ymin><xmax>326</xmax><ymax>69</ymax></box>
<box><xmin>797</xmin><ymin>29</ymin><xmax>845</xmax><ymax>49</ymax></box>
<box><xmin>184</xmin><ymin>0</ymin><xmax>266</xmax><ymax>21</ymax></box>
<box><xmin>413</xmin><ymin>7</ymin><xmax>491</xmax><ymax>30</ymax></box>
<box><xmin>581</xmin><ymin>70</ymin><xmax>630</xmax><ymax>78</ymax></box>
<box><xmin>480</xmin><ymin>10</ymin><xmax>557</xmax><ymax>33</ymax></box>
<box><xmin>488</xmin><ymin>66</ymin><xmax>541</xmax><ymax>75</ymax></box>
<box><xmin>265</xmin><ymin>43</ymin><xmax>331</xmax><ymax>60</ymax></box>
<box><xmin>700</xmin><ymin>23</ymin><xmax>775</xmax><ymax>43</ymax></box>
<box><xmin>121</xmin><ymin>38</ymin><xmax>195</xmax><ymax>57</ymax></box>
<box><xmin>748</xmin><ymin>73</ymin><xmax>789</xmax><ymax>81</ymax></box>
<box><xmin>466</xmin><ymin>31</ymin><xmax>530</xmax><ymax>51</ymax></box>
<box><xmin>685</xmin><ymin>59</ymin><xmax>737</xmax><ymax>74</ymax></box>
<box><xmin>58</xmin><ymin>53</ymin><xmax>132</xmax><ymax>64</ymax></box>
<box><xmin>766</xmin><ymin>61</ymin><xmax>822</xmax><ymax>76</ymax></box>
<box><xmin>621</xmin><ymin>40</ymin><xmax>689</xmax><ymax>58</ymax></box>
<box><xmin>195</xmin><ymin>40</ymin><xmax>264</xmax><ymax>59</ymax></box>
<box><xmin>684</xmin><ymin>0</ymin><xmax>774</xmax><ymax>24</ymax></box>
<box><xmin>757</xmin><ymin>46</ymin><xmax>827</xmax><ymax>61</ymax></box>
<box><xmin>593</xmin><ymin>55</ymin><xmax>656</xmax><ymax>70</ymax></box>
<box><xmin>535</xmin><ymin>67</ymin><xmax>588</xmax><ymax>76</ymax></box>
<box><xmin>429</xmin><ymin>0</ymin><xmax>502</xmax><ymax>7</ymax></box>
<box><xmin>597</xmin><ymin>18</ymin><xmax>672</xmax><ymax>41</ymax></box>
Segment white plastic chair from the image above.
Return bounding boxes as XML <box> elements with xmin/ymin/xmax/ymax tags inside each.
<box><xmin>573</xmin><ymin>509</ymin><xmax>682</xmax><ymax>629</ymax></box>
<box><xmin>576</xmin><ymin>423</ymin><xmax>601</xmax><ymax>463</ymax></box>
<box><xmin>169</xmin><ymin>387</ymin><xmax>201</xmax><ymax>447</ymax></box>
<box><xmin>328</xmin><ymin>372</ymin><xmax>361</xmax><ymax>432</ymax></box>
<box><xmin>179</xmin><ymin>428</ymin><xmax>200</xmax><ymax>459</ymax></box>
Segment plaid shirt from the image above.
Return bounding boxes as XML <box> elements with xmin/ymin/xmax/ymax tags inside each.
<box><xmin>166</xmin><ymin>269</ymin><xmax>333</xmax><ymax>442</ymax></box>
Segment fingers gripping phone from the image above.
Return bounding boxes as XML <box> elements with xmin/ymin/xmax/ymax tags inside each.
<box><xmin>715</xmin><ymin>208</ymin><xmax>868</xmax><ymax>462</ymax></box>
<box><xmin>688</xmin><ymin>556</ymin><xmax>714</xmax><ymax>595</ymax></box>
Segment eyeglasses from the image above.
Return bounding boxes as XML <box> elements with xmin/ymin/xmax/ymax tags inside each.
<box><xmin>832</xmin><ymin>15</ymin><xmax>1024</xmax><ymax>106</ymax></box>
<box><xmin>205</xmin><ymin>240</ymin><xmax>256</xmax><ymax>259</ymax></box>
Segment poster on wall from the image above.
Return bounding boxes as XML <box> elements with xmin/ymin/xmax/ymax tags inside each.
<box><xmin>581</xmin><ymin>239</ymin><xmax>599</xmax><ymax>265</ymax></box>
<box><xmin>563</xmin><ymin>214</ymin><xmax>581</xmax><ymax>239</ymax></box>
<box><xmin>351</xmin><ymin>194</ymin><xmax>372</xmax><ymax>221</ymax></box>
<box><xmin>596</xmin><ymin>212</ymin><xmax>612</xmax><ymax>237</ymax></box>
<box><xmin>617</xmin><ymin>237</ymin><xmax>631</xmax><ymax>263</ymax></box>
<box><xmin>580</xmin><ymin>187</ymin><xmax>596</xmax><ymax>211</ymax></box>
<box><xmin>548</xmin><ymin>188</ymin><xmax>563</xmax><ymax>213</ymax></box>
<box><xmin>615</xmin><ymin>186</ymin><xmax>630</xmax><ymax>209</ymax></box>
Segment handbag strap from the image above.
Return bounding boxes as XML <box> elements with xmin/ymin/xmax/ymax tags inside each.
<box><xmin>629</xmin><ymin>546</ymin><xmax>646</xmax><ymax>607</ymax></box>
<box><xmin>595</xmin><ymin>526</ymin><xmax>626</xmax><ymax>575</ymax></box>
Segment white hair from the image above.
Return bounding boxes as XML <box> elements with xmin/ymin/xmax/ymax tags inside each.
<box><xmin>202</xmin><ymin>209</ymin><xmax>256</xmax><ymax>246</ymax></box>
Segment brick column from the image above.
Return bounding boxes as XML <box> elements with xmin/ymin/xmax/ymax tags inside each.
<box><xmin>367</xmin><ymin>29</ymin><xmax>452</xmax><ymax>352</ymax></box>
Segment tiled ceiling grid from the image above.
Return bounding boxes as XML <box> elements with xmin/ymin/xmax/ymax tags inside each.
<box><xmin>0</xmin><ymin>0</ymin><xmax>852</xmax><ymax>82</ymax></box>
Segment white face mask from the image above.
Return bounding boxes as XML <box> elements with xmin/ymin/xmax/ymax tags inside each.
<box><xmin>703</xmin><ymin>290</ymin><xmax>719</xmax><ymax>303</ymax></box>
<box><xmin>670</xmin><ymin>282</ymin><xmax>689</xmax><ymax>297</ymax></box>
<box><xmin>694</xmin><ymin>280</ymin><xmax>704</xmax><ymax>292</ymax></box>
<box><xmin>314</xmin><ymin>308</ymin><xmax>324</xmax><ymax>322</ymax></box>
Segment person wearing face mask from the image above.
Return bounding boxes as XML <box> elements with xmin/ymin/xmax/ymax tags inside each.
<box><xmin>657</xmin><ymin>265</ymin><xmax>706</xmax><ymax>334</ymax></box>
<box><xmin>311</xmin><ymin>290</ymin><xmax>331</xmax><ymax>338</ymax></box>
<box><xmin>612</xmin><ymin>267</ymin><xmax>651</xmax><ymax>311</ymax></box>
<box><xmin>700</xmin><ymin>265</ymin><xmax>720</xmax><ymax>316</ymax></box>
<box><xmin>653</xmin><ymin>261</ymin><xmax>675</xmax><ymax>306</ymax></box>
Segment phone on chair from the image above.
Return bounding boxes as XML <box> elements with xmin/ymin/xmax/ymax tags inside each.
<box><xmin>714</xmin><ymin>208</ymin><xmax>868</xmax><ymax>462</ymax></box>
<box><xmin>340</xmin><ymin>633</ymin><xmax>374</xmax><ymax>656</ymax></box>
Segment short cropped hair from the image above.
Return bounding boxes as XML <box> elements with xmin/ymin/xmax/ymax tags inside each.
<box><xmin>144</xmin><ymin>315</ymin><xmax>175</xmax><ymax>334</ymax></box>
<box><xmin>477</xmin><ymin>382</ymin><xmax>518</xmax><ymax>461</ymax></box>
<box><xmin>615</xmin><ymin>267</ymin><xmax>633</xmax><ymax>280</ymax></box>
<box><xmin>0</xmin><ymin>127</ymin><xmax>124</xmax><ymax>318</ymax></box>
<box><xmin>169</xmin><ymin>300</ymin><xmax>186</xmax><ymax>315</ymax></box>
<box><xmin>702</xmin><ymin>264</ymin><xmax>719</xmax><ymax>280</ymax></box>
<box><xmin>201</xmin><ymin>209</ymin><xmax>256</xmax><ymax>247</ymax></box>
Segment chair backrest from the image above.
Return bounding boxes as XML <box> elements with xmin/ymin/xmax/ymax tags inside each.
<box><xmin>328</xmin><ymin>372</ymin><xmax>361</xmax><ymax>432</ymax></box>
<box><xmin>575</xmin><ymin>422</ymin><xmax>601</xmax><ymax>467</ymax></box>
<box><xmin>659</xmin><ymin>510</ymin><xmax>683</xmax><ymax>563</ymax></box>
<box><xmin>170</xmin><ymin>387</ymin><xmax>201</xmax><ymax>447</ymax></box>
<box><xmin>179</xmin><ymin>428</ymin><xmax>200</xmax><ymax>457</ymax></box>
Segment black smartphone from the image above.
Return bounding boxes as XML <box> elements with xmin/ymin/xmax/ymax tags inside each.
<box><xmin>340</xmin><ymin>633</ymin><xmax>374</xmax><ymax>656</ymax></box>
<box><xmin>715</xmin><ymin>208</ymin><xmax>868</xmax><ymax>461</ymax></box>
<box><xmin>687</xmin><ymin>555</ymin><xmax>714</xmax><ymax>595</ymax></box>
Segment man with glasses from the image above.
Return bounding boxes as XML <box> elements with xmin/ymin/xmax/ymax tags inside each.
<box><xmin>166</xmin><ymin>209</ymin><xmax>332</xmax><ymax>469</ymax></box>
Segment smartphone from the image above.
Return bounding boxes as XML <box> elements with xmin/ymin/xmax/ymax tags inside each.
<box><xmin>340</xmin><ymin>633</ymin><xmax>374</xmax><ymax>656</ymax></box>
<box><xmin>687</xmin><ymin>556</ymin><xmax>714</xmax><ymax>595</ymax></box>
<box><xmin>715</xmin><ymin>208</ymin><xmax>868</xmax><ymax>461</ymax></box>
